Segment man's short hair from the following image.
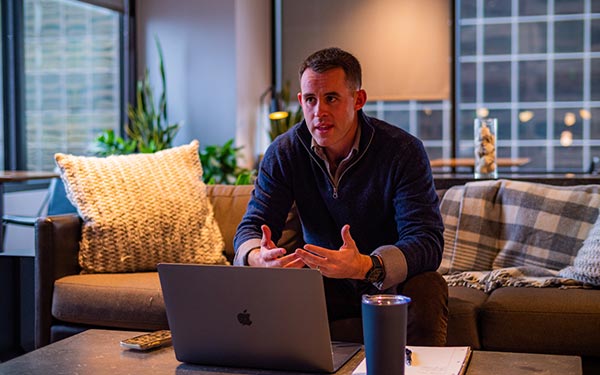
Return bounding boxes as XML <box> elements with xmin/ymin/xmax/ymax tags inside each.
<box><xmin>298</xmin><ymin>47</ymin><xmax>362</xmax><ymax>90</ymax></box>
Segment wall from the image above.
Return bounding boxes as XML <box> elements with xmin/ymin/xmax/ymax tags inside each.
<box><xmin>136</xmin><ymin>0</ymin><xmax>237</xmax><ymax>149</ymax></box>
<box><xmin>136</xmin><ymin>0</ymin><xmax>271</xmax><ymax>167</ymax></box>
<box><xmin>234</xmin><ymin>0</ymin><xmax>272</xmax><ymax>167</ymax></box>
<box><xmin>281</xmin><ymin>0</ymin><xmax>450</xmax><ymax>101</ymax></box>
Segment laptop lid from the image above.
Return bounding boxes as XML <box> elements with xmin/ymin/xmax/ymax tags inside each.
<box><xmin>157</xmin><ymin>263</ymin><xmax>360</xmax><ymax>373</ymax></box>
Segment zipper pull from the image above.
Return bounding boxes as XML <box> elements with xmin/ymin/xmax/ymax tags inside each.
<box><xmin>333</xmin><ymin>187</ymin><xmax>338</xmax><ymax>199</ymax></box>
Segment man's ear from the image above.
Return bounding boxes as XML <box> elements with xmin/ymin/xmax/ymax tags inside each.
<box><xmin>354</xmin><ymin>89</ymin><xmax>367</xmax><ymax>111</ymax></box>
<box><xmin>297</xmin><ymin>92</ymin><xmax>303</xmax><ymax>106</ymax></box>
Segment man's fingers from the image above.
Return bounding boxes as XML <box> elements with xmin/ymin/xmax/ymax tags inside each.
<box><xmin>301</xmin><ymin>244</ymin><xmax>329</xmax><ymax>258</ymax></box>
<box><xmin>341</xmin><ymin>224</ymin><xmax>355</xmax><ymax>248</ymax></box>
<box><xmin>263</xmin><ymin>247</ymin><xmax>286</xmax><ymax>261</ymax></box>
<box><xmin>295</xmin><ymin>248</ymin><xmax>328</xmax><ymax>269</ymax></box>
<box><xmin>282</xmin><ymin>257</ymin><xmax>306</xmax><ymax>269</ymax></box>
<box><xmin>261</xmin><ymin>224</ymin><xmax>275</xmax><ymax>249</ymax></box>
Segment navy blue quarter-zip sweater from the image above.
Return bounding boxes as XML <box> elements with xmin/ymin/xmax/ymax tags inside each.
<box><xmin>234</xmin><ymin>111</ymin><xmax>444</xmax><ymax>286</ymax></box>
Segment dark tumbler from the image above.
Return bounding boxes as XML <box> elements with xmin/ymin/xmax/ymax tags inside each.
<box><xmin>361</xmin><ymin>294</ymin><xmax>411</xmax><ymax>375</ymax></box>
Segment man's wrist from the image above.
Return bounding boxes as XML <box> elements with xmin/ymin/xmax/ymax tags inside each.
<box><xmin>358</xmin><ymin>254</ymin><xmax>373</xmax><ymax>279</ymax></box>
<box><xmin>364</xmin><ymin>254</ymin><xmax>386</xmax><ymax>285</ymax></box>
<box><xmin>246</xmin><ymin>246</ymin><xmax>261</xmax><ymax>266</ymax></box>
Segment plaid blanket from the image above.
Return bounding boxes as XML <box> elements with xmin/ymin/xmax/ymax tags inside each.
<box><xmin>445</xmin><ymin>266</ymin><xmax>588</xmax><ymax>293</ymax></box>
<box><xmin>439</xmin><ymin>179</ymin><xmax>600</xmax><ymax>292</ymax></box>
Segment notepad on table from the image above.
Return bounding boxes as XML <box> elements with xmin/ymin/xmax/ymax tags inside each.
<box><xmin>353</xmin><ymin>346</ymin><xmax>472</xmax><ymax>375</ymax></box>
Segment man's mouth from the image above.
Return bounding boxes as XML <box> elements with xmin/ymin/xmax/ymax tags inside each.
<box><xmin>314</xmin><ymin>124</ymin><xmax>333</xmax><ymax>132</ymax></box>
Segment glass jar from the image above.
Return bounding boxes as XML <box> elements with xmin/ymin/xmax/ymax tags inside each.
<box><xmin>474</xmin><ymin>118</ymin><xmax>498</xmax><ymax>179</ymax></box>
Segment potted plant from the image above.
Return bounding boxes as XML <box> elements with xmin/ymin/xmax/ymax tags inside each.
<box><xmin>199</xmin><ymin>139</ymin><xmax>256</xmax><ymax>185</ymax></box>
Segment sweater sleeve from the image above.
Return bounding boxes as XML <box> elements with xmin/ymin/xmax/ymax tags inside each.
<box><xmin>233</xmin><ymin>141</ymin><xmax>294</xmax><ymax>262</ymax></box>
<box><xmin>388</xmin><ymin>138</ymin><xmax>444</xmax><ymax>282</ymax></box>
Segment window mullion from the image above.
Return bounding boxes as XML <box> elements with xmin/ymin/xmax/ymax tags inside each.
<box><xmin>2</xmin><ymin>0</ymin><xmax>26</xmax><ymax>170</ymax></box>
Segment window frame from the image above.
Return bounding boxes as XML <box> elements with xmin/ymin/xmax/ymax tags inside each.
<box><xmin>1</xmin><ymin>0</ymin><xmax>134</xmax><ymax>175</ymax></box>
<box><xmin>1</xmin><ymin>0</ymin><xmax>26</xmax><ymax>170</ymax></box>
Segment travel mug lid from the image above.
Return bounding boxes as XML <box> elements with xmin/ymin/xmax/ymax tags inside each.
<box><xmin>362</xmin><ymin>294</ymin><xmax>411</xmax><ymax>305</ymax></box>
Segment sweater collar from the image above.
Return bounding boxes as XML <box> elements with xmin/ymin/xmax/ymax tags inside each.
<box><xmin>296</xmin><ymin>109</ymin><xmax>375</xmax><ymax>157</ymax></box>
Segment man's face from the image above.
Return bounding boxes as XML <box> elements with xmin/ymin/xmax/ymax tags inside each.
<box><xmin>298</xmin><ymin>68</ymin><xmax>366</xmax><ymax>157</ymax></box>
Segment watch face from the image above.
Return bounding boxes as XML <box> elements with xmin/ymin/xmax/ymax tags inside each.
<box><xmin>366</xmin><ymin>255</ymin><xmax>384</xmax><ymax>283</ymax></box>
<box><xmin>367</xmin><ymin>268</ymin><xmax>384</xmax><ymax>283</ymax></box>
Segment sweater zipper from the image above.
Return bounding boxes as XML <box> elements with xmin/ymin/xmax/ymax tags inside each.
<box><xmin>332</xmin><ymin>134</ymin><xmax>373</xmax><ymax>197</ymax></box>
<box><xmin>304</xmin><ymin>151</ymin><xmax>339</xmax><ymax>198</ymax></box>
<box><xmin>299</xmin><ymin>133</ymin><xmax>374</xmax><ymax>199</ymax></box>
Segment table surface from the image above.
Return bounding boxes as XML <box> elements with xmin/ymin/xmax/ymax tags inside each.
<box><xmin>0</xmin><ymin>329</ymin><xmax>582</xmax><ymax>375</ymax></box>
<box><xmin>430</xmin><ymin>157</ymin><xmax>531</xmax><ymax>168</ymax></box>
<box><xmin>0</xmin><ymin>170</ymin><xmax>59</xmax><ymax>183</ymax></box>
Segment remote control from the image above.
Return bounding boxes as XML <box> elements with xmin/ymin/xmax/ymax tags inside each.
<box><xmin>120</xmin><ymin>330</ymin><xmax>172</xmax><ymax>351</ymax></box>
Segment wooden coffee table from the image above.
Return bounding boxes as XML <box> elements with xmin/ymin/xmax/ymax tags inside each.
<box><xmin>0</xmin><ymin>329</ymin><xmax>582</xmax><ymax>374</ymax></box>
<box><xmin>466</xmin><ymin>350</ymin><xmax>582</xmax><ymax>374</ymax></box>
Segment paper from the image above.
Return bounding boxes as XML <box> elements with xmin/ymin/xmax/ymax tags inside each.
<box><xmin>353</xmin><ymin>346</ymin><xmax>471</xmax><ymax>375</ymax></box>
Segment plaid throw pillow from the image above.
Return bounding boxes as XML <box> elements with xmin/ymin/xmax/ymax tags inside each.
<box><xmin>559</xmin><ymin>213</ymin><xmax>600</xmax><ymax>286</ymax></box>
<box><xmin>491</xmin><ymin>181</ymin><xmax>600</xmax><ymax>270</ymax></box>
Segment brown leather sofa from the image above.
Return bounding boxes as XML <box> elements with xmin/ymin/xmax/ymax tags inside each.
<box><xmin>34</xmin><ymin>182</ymin><xmax>600</xmax><ymax>373</ymax></box>
<box><xmin>34</xmin><ymin>185</ymin><xmax>302</xmax><ymax>347</ymax></box>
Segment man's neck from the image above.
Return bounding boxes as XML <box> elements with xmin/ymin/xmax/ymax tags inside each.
<box><xmin>324</xmin><ymin>124</ymin><xmax>359</xmax><ymax>166</ymax></box>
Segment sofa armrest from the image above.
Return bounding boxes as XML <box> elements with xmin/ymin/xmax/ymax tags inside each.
<box><xmin>34</xmin><ymin>214</ymin><xmax>82</xmax><ymax>348</ymax></box>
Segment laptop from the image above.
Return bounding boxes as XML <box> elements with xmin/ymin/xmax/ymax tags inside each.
<box><xmin>157</xmin><ymin>263</ymin><xmax>361</xmax><ymax>373</ymax></box>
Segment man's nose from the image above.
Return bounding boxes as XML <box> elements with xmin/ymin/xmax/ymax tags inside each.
<box><xmin>315</xmin><ymin>101</ymin><xmax>328</xmax><ymax>117</ymax></box>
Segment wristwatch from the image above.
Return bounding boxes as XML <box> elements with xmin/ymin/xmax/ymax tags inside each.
<box><xmin>365</xmin><ymin>255</ymin><xmax>385</xmax><ymax>284</ymax></box>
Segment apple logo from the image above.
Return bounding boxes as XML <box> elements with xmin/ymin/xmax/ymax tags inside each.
<box><xmin>237</xmin><ymin>309</ymin><xmax>252</xmax><ymax>326</ymax></box>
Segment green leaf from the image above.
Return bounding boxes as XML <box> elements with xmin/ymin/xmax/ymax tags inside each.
<box><xmin>199</xmin><ymin>139</ymin><xmax>256</xmax><ymax>185</ymax></box>
<box><xmin>94</xmin><ymin>129</ymin><xmax>137</xmax><ymax>156</ymax></box>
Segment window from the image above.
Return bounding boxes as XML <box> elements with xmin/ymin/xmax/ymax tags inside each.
<box><xmin>24</xmin><ymin>0</ymin><xmax>121</xmax><ymax>171</ymax></box>
<box><xmin>456</xmin><ymin>0</ymin><xmax>600</xmax><ymax>172</ymax></box>
<box><xmin>2</xmin><ymin>0</ymin><xmax>126</xmax><ymax>172</ymax></box>
<box><xmin>363</xmin><ymin>100</ymin><xmax>452</xmax><ymax>161</ymax></box>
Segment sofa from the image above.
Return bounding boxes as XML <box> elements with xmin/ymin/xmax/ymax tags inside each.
<box><xmin>34</xmin><ymin>181</ymin><xmax>600</xmax><ymax>373</ymax></box>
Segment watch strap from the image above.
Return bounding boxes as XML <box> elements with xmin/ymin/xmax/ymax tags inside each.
<box><xmin>365</xmin><ymin>255</ymin><xmax>385</xmax><ymax>284</ymax></box>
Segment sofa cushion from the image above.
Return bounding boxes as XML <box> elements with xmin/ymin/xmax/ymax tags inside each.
<box><xmin>206</xmin><ymin>185</ymin><xmax>305</xmax><ymax>263</ymax></box>
<box><xmin>52</xmin><ymin>273</ymin><xmax>167</xmax><ymax>330</ymax></box>
<box><xmin>560</xmin><ymin>213</ymin><xmax>600</xmax><ymax>286</ymax></box>
<box><xmin>480</xmin><ymin>287</ymin><xmax>600</xmax><ymax>356</ymax></box>
<box><xmin>55</xmin><ymin>141</ymin><xmax>227</xmax><ymax>273</ymax></box>
<box><xmin>447</xmin><ymin>286</ymin><xmax>487</xmax><ymax>349</ymax></box>
<box><xmin>207</xmin><ymin>184</ymin><xmax>254</xmax><ymax>262</ymax></box>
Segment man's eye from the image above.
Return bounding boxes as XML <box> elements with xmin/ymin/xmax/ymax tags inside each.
<box><xmin>305</xmin><ymin>97</ymin><xmax>316</xmax><ymax>104</ymax></box>
<box><xmin>326</xmin><ymin>96</ymin><xmax>337</xmax><ymax>103</ymax></box>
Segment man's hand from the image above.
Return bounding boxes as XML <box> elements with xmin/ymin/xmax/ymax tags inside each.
<box><xmin>247</xmin><ymin>225</ymin><xmax>305</xmax><ymax>268</ymax></box>
<box><xmin>295</xmin><ymin>224</ymin><xmax>372</xmax><ymax>279</ymax></box>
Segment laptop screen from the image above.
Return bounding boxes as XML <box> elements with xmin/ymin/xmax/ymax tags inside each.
<box><xmin>158</xmin><ymin>263</ymin><xmax>360</xmax><ymax>373</ymax></box>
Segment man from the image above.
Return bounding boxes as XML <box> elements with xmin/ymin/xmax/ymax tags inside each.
<box><xmin>234</xmin><ymin>47</ymin><xmax>447</xmax><ymax>345</ymax></box>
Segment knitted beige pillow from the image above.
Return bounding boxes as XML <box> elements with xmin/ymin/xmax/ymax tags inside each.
<box><xmin>55</xmin><ymin>140</ymin><xmax>227</xmax><ymax>273</ymax></box>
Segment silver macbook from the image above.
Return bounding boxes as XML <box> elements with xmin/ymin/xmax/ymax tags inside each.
<box><xmin>157</xmin><ymin>263</ymin><xmax>361</xmax><ymax>373</ymax></box>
